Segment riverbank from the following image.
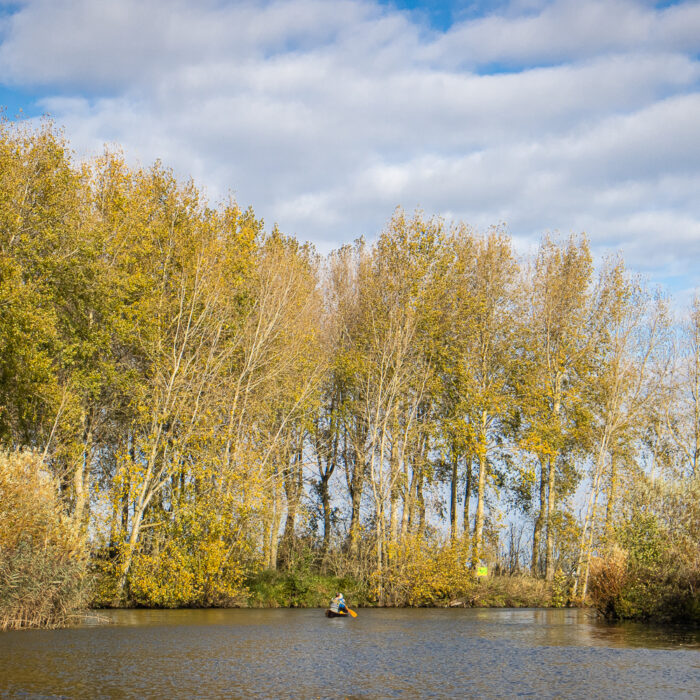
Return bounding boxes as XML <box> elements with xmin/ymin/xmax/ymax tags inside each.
<box><xmin>243</xmin><ymin>569</ymin><xmax>559</xmax><ymax>609</ymax></box>
<box><xmin>195</xmin><ymin>567</ymin><xmax>700</xmax><ymax>625</ymax></box>
<box><xmin>87</xmin><ymin>569</ymin><xmax>564</xmax><ymax>611</ymax></box>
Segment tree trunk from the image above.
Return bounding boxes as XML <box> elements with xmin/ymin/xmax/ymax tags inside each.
<box><xmin>278</xmin><ymin>444</ymin><xmax>303</xmax><ymax>569</ymax></box>
<box><xmin>117</xmin><ymin>504</ymin><xmax>145</xmax><ymax>599</ymax></box>
<box><xmin>604</xmin><ymin>452</ymin><xmax>617</xmax><ymax>540</ymax></box>
<box><xmin>320</xmin><ymin>472</ymin><xmax>332</xmax><ymax>563</ymax></box>
<box><xmin>473</xmin><ymin>421</ymin><xmax>488</xmax><ymax>566</ymax></box>
<box><xmin>531</xmin><ymin>458</ymin><xmax>547</xmax><ymax>576</ymax></box>
<box><xmin>73</xmin><ymin>416</ymin><xmax>92</xmax><ymax>531</ymax></box>
<box><xmin>545</xmin><ymin>454</ymin><xmax>556</xmax><ymax>581</ymax></box>
<box><xmin>463</xmin><ymin>455</ymin><xmax>472</xmax><ymax>535</ymax></box>
<box><xmin>348</xmin><ymin>445</ymin><xmax>365</xmax><ymax>557</ymax></box>
<box><xmin>389</xmin><ymin>436</ymin><xmax>399</xmax><ymax>546</ymax></box>
<box><xmin>449</xmin><ymin>449</ymin><xmax>458</xmax><ymax>543</ymax></box>
<box><xmin>416</xmin><ymin>470</ymin><xmax>426</xmax><ymax>539</ymax></box>
<box><xmin>376</xmin><ymin>499</ymin><xmax>385</xmax><ymax>606</ymax></box>
<box><xmin>581</xmin><ymin>485</ymin><xmax>602</xmax><ymax>599</ymax></box>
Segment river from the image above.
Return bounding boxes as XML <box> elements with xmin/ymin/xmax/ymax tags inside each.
<box><xmin>1</xmin><ymin>608</ymin><xmax>698</xmax><ymax>699</ymax></box>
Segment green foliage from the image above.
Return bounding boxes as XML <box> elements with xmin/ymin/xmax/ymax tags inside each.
<box><xmin>589</xmin><ymin>500</ymin><xmax>700</xmax><ymax>624</ymax></box>
<box><xmin>551</xmin><ymin>569</ymin><xmax>571</xmax><ymax>608</ymax></box>
<box><xmin>245</xmin><ymin>569</ymin><xmax>369</xmax><ymax>608</ymax></box>
<box><xmin>616</xmin><ymin>512</ymin><xmax>665</xmax><ymax>571</ymax></box>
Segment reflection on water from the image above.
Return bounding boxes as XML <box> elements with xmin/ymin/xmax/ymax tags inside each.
<box><xmin>1</xmin><ymin>608</ymin><xmax>698</xmax><ymax>699</ymax></box>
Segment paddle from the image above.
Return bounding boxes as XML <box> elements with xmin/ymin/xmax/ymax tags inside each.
<box><xmin>346</xmin><ymin>607</ymin><xmax>357</xmax><ymax>618</ymax></box>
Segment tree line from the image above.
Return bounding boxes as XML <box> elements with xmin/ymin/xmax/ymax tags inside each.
<box><xmin>1</xmin><ymin>120</ymin><xmax>698</xmax><ymax>620</ymax></box>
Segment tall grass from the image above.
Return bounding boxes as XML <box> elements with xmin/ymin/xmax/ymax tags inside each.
<box><xmin>0</xmin><ymin>450</ymin><xmax>91</xmax><ymax>629</ymax></box>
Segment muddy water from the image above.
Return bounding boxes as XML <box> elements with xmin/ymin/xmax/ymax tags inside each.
<box><xmin>1</xmin><ymin>608</ymin><xmax>698</xmax><ymax>699</ymax></box>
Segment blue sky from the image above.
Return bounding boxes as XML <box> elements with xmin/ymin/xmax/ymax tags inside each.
<box><xmin>1</xmin><ymin>0</ymin><xmax>699</xmax><ymax>301</ymax></box>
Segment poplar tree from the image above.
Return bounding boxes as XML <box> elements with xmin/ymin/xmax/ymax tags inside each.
<box><xmin>573</xmin><ymin>261</ymin><xmax>671</xmax><ymax>597</ymax></box>
<box><xmin>445</xmin><ymin>227</ymin><xmax>518</xmax><ymax>564</ymax></box>
<box><xmin>518</xmin><ymin>236</ymin><xmax>595</xmax><ymax>580</ymax></box>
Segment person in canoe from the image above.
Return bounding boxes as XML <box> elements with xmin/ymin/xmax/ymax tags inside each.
<box><xmin>329</xmin><ymin>592</ymin><xmax>348</xmax><ymax>615</ymax></box>
<box><xmin>326</xmin><ymin>592</ymin><xmax>356</xmax><ymax>617</ymax></box>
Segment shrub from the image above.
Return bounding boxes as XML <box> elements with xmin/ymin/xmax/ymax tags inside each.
<box><xmin>244</xmin><ymin>568</ymin><xmax>369</xmax><ymax>608</ymax></box>
<box><xmin>589</xmin><ymin>507</ymin><xmax>700</xmax><ymax>624</ymax></box>
<box><xmin>380</xmin><ymin>537</ymin><xmax>474</xmax><ymax>606</ymax></box>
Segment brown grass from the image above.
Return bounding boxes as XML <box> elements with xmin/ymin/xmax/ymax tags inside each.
<box><xmin>0</xmin><ymin>450</ymin><xmax>90</xmax><ymax>630</ymax></box>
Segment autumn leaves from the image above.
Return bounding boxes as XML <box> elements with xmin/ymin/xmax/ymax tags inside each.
<box><xmin>1</xmin><ymin>119</ymin><xmax>697</xmax><ymax>612</ymax></box>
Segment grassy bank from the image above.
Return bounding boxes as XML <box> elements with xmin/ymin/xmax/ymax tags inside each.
<box><xmin>245</xmin><ymin>570</ymin><xmax>371</xmax><ymax>608</ymax></box>
<box><xmin>243</xmin><ymin>569</ymin><xmax>559</xmax><ymax>610</ymax></box>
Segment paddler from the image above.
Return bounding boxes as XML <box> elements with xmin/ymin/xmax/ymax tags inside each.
<box><xmin>329</xmin><ymin>592</ymin><xmax>348</xmax><ymax>615</ymax></box>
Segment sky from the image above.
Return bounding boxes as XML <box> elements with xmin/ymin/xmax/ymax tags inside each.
<box><xmin>1</xmin><ymin>0</ymin><xmax>699</xmax><ymax>300</ymax></box>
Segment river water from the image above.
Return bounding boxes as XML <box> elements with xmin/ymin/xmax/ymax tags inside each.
<box><xmin>1</xmin><ymin>608</ymin><xmax>698</xmax><ymax>699</ymax></box>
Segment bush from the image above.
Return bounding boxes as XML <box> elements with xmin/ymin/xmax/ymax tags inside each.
<box><xmin>245</xmin><ymin>569</ymin><xmax>369</xmax><ymax>608</ymax></box>
<box><xmin>589</xmin><ymin>510</ymin><xmax>700</xmax><ymax>624</ymax></box>
<box><xmin>379</xmin><ymin>536</ymin><xmax>555</xmax><ymax>608</ymax></box>
<box><xmin>381</xmin><ymin>537</ymin><xmax>475</xmax><ymax>606</ymax></box>
<box><xmin>0</xmin><ymin>450</ymin><xmax>90</xmax><ymax>629</ymax></box>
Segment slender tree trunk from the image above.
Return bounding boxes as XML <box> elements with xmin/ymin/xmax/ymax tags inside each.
<box><xmin>263</xmin><ymin>501</ymin><xmax>272</xmax><ymax>568</ymax></box>
<box><xmin>389</xmin><ymin>436</ymin><xmax>399</xmax><ymax>546</ymax></box>
<box><xmin>269</xmin><ymin>482</ymin><xmax>281</xmax><ymax>569</ymax></box>
<box><xmin>121</xmin><ymin>485</ymin><xmax>129</xmax><ymax>534</ymax></box>
<box><xmin>320</xmin><ymin>472</ymin><xmax>332</xmax><ymax>562</ymax></box>
<box><xmin>472</xmin><ymin>451</ymin><xmax>487</xmax><ymax>567</ymax></box>
<box><xmin>118</xmin><ymin>505</ymin><xmax>144</xmax><ymax>598</ymax></box>
<box><xmin>416</xmin><ymin>470</ymin><xmax>426</xmax><ymax>539</ymax></box>
<box><xmin>73</xmin><ymin>413</ymin><xmax>92</xmax><ymax>531</ymax></box>
<box><xmin>376</xmin><ymin>501</ymin><xmax>385</xmax><ymax>605</ymax></box>
<box><xmin>400</xmin><ymin>453</ymin><xmax>413</xmax><ymax>539</ymax></box>
<box><xmin>545</xmin><ymin>454</ymin><xmax>557</xmax><ymax>581</ymax></box>
<box><xmin>531</xmin><ymin>458</ymin><xmax>547</xmax><ymax>576</ymax></box>
<box><xmin>463</xmin><ymin>455</ymin><xmax>472</xmax><ymax>535</ymax></box>
<box><xmin>605</xmin><ymin>452</ymin><xmax>617</xmax><ymax>540</ymax></box>
<box><xmin>573</xmin><ymin>438</ymin><xmax>608</xmax><ymax>598</ymax></box>
<box><xmin>348</xmin><ymin>445</ymin><xmax>365</xmax><ymax>557</ymax></box>
<box><xmin>473</xmin><ymin>419</ymin><xmax>489</xmax><ymax>566</ymax></box>
<box><xmin>121</xmin><ymin>436</ymin><xmax>135</xmax><ymax>534</ymax></box>
<box><xmin>544</xmin><ymin>387</ymin><xmax>562</xmax><ymax>582</ymax></box>
<box><xmin>279</xmin><ymin>444</ymin><xmax>303</xmax><ymax>569</ymax></box>
<box><xmin>450</xmin><ymin>448</ymin><xmax>458</xmax><ymax>543</ymax></box>
<box><xmin>401</xmin><ymin>488</ymin><xmax>411</xmax><ymax>539</ymax></box>
<box><xmin>581</xmin><ymin>485</ymin><xmax>602</xmax><ymax>599</ymax></box>
<box><xmin>73</xmin><ymin>442</ymin><xmax>88</xmax><ymax>527</ymax></box>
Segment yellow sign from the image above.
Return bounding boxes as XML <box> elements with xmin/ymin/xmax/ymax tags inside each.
<box><xmin>476</xmin><ymin>566</ymin><xmax>488</xmax><ymax>577</ymax></box>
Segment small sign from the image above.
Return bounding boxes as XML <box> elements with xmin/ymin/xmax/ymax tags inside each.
<box><xmin>476</xmin><ymin>566</ymin><xmax>488</xmax><ymax>577</ymax></box>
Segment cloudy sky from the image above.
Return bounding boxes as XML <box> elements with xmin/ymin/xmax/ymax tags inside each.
<box><xmin>1</xmin><ymin>0</ymin><xmax>699</xmax><ymax>297</ymax></box>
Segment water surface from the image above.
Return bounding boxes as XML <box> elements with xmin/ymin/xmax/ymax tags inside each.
<box><xmin>1</xmin><ymin>608</ymin><xmax>698</xmax><ymax>699</ymax></box>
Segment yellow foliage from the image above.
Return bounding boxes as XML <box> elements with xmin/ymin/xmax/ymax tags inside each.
<box><xmin>126</xmin><ymin>533</ymin><xmax>250</xmax><ymax>608</ymax></box>
<box><xmin>130</xmin><ymin>542</ymin><xmax>195</xmax><ymax>608</ymax></box>
<box><xmin>381</xmin><ymin>537</ymin><xmax>476</xmax><ymax>606</ymax></box>
<box><xmin>0</xmin><ymin>449</ymin><xmax>82</xmax><ymax>556</ymax></box>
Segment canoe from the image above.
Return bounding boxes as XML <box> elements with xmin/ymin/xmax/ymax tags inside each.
<box><xmin>325</xmin><ymin>609</ymin><xmax>347</xmax><ymax>617</ymax></box>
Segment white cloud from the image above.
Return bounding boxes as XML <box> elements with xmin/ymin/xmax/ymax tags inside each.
<box><xmin>1</xmin><ymin>0</ymin><xmax>699</xmax><ymax>292</ymax></box>
<box><xmin>428</xmin><ymin>0</ymin><xmax>700</xmax><ymax>68</ymax></box>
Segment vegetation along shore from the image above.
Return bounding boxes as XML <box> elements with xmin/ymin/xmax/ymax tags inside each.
<box><xmin>1</xmin><ymin>119</ymin><xmax>698</xmax><ymax>630</ymax></box>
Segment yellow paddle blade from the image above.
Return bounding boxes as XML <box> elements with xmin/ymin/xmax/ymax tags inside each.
<box><xmin>347</xmin><ymin>607</ymin><xmax>357</xmax><ymax>618</ymax></box>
